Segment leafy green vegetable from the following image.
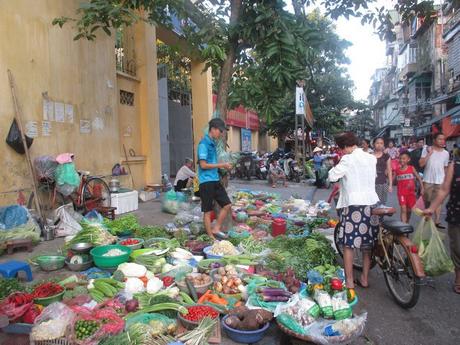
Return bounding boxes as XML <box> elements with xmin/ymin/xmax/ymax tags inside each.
<box><xmin>173</xmin><ymin>229</ymin><xmax>189</xmax><ymax>247</ymax></box>
<box><xmin>0</xmin><ymin>278</ymin><xmax>25</xmax><ymax>299</ymax></box>
<box><xmin>104</xmin><ymin>214</ymin><xmax>139</xmax><ymax>235</ymax></box>
<box><xmin>265</xmin><ymin>233</ymin><xmax>336</xmax><ymax>280</ymax></box>
<box><xmin>134</xmin><ymin>225</ymin><xmax>171</xmax><ymax>240</ymax></box>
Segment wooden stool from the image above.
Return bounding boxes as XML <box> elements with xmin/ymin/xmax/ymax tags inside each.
<box><xmin>96</xmin><ymin>206</ymin><xmax>117</xmax><ymax>220</ymax></box>
<box><xmin>6</xmin><ymin>239</ymin><xmax>33</xmax><ymax>255</ymax></box>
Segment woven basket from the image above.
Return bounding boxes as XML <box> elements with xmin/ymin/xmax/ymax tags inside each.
<box><xmin>30</xmin><ymin>338</ymin><xmax>72</xmax><ymax>345</ymax></box>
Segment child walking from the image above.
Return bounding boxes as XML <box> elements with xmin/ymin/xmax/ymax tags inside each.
<box><xmin>395</xmin><ymin>152</ymin><xmax>424</xmax><ymax>223</ymax></box>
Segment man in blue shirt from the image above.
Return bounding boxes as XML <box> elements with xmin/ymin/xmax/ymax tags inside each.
<box><xmin>198</xmin><ymin>118</ymin><xmax>232</xmax><ymax>239</ymax></box>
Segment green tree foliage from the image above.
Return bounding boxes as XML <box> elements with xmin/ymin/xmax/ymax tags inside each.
<box><xmin>346</xmin><ymin>105</ymin><xmax>376</xmax><ymax>138</ymax></box>
<box><xmin>53</xmin><ymin>0</ymin><xmax>436</xmax><ymax>120</ymax></box>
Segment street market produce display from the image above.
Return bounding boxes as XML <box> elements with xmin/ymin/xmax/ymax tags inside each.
<box><xmin>0</xmin><ymin>189</ymin><xmax>366</xmax><ymax>345</ymax></box>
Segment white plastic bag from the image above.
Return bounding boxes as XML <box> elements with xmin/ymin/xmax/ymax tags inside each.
<box><xmin>31</xmin><ymin>302</ymin><xmax>75</xmax><ymax>341</ymax></box>
<box><xmin>55</xmin><ymin>204</ymin><xmax>82</xmax><ymax>237</ymax></box>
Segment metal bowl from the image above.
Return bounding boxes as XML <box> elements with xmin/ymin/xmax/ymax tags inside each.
<box><xmin>71</xmin><ymin>243</ymin><xmax>93</xmax><ymax>253</ymax></box>
<box><xmin>65</xmin><ymin>259</ymin><xmax>93</xmax><ymax>272</ymax></box>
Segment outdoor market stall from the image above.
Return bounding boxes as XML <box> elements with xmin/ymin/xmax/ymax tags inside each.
<box><xmin>0</xmin><ymin>189</ymin><xmax>366</xmax><ymax>345</ymax></box>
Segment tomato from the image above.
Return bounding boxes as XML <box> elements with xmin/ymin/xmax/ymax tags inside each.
<box><xmin>121</xmin><ymin>238</ymin><xmax>140</xmax><ymax>246</ymax></box>
<box><xmin>162</xmin><ymin>276</ymin><xmax>174</xmax><ymax>287</ymax></box>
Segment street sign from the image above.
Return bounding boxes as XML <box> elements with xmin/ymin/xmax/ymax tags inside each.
<box><xmin>402</xmin><ymin>127</ymin><xmax>414</xmax><ymax>136</ymax></box>
<box><xmin>295</xmin><ymin>87</ymin><xmax>305</xmax><ymax>115</ymax></box>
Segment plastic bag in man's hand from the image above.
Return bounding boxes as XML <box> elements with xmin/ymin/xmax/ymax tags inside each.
<box><xmin>6</xmin><ymin>119</ymin><xmax>33</xmax><ymax>154</ymax></box>
<box><xmin>419</xmin><ymin>218</ymin><xmax>454</xmax><ymax>276</ymax></box>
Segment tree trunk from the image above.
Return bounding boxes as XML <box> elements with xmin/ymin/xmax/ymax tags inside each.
<box><xmin>215</xmin><ymin>0</ymin><xmax>242</xmax><ymax>120</ymax></box>
<box><xmin>291</xmin><ymin>0</ymin><xmax>305</xmax><ymax>18</ymax></box>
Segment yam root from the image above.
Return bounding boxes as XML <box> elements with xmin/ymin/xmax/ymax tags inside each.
<box><xmin>226</xmin><ymin>306</ymin><xmax>273</xmax><ymax>331</ymax></box>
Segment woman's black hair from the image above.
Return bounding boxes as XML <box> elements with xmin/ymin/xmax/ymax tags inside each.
<box><xmin>372</xmin><ymin>136</ymin><xmax>385</xmax><ymax>145</ymax></box>
<box><xmin>362</xmin><ymin>139</ymin><xmax>371</xmax><ymax>146</ymax></box>
<box><xmin>334</xmin><ymin>132</ymin><xmax>359</xmax><ymax>149</ymax></box>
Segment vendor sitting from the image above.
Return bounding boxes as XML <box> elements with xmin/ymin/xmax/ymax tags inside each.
<box><xmin>269</xmin><ymin>159</ymin><xmax>287</xmax><ymax>188</ymax></box>
<box><xmin>174</xmin><ymin>158</ymin><xmax>196</xmax><ymax>192</ymax></box>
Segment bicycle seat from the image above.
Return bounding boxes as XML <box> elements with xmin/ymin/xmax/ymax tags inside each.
<box><xmin>78</xmin><ymin>170</ymin><xmax>90</xmax><ymax>176</ymax></box>
<box><xmin>372</xmin><ymin>207</ymin><xmax>396</xmax><ymax>216</ymax></box>
<box><xmin>382</xmin><ymin>219</ymin><xmax>414</xmax><ymax>235</ymax></box>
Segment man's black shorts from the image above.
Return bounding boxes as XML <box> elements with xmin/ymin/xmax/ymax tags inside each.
<box><xmin>199</xmin><ymin>181</ymin><xmax>231</xmax><ymax>212</ymax></box>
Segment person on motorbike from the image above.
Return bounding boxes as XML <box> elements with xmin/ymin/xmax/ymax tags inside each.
<box><xmin>269</xmin><ymin>159</ymin><xmax>287</xmax><ymax>188</ymax></box>
<box><xmin>328</xmin><ymin>132</ymin><xmax>379</xmax><ymax>289</ymax></box>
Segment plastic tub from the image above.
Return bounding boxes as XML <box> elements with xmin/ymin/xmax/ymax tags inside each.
<box><xmin>117</xmin><ymin>237</ymin><xmax>144</xmax><ymax>250</ymax></box>
<box><xmin>176</xmin><ymin>273</ymin><xmax>213</xmax><ymax>296</ymax></box>
<box><xmin>202</xmin><ymin>246</ymin><xmax>223</xmax><ymax>259</ymax></box>
<box><xmin>197</xmin><ymin>259</ymin><xmax>224</xmax><ymax>273</ymax></box>
<box><xmin>177</xmin><ymin>305</ymin><xmax>219</xmax><ymax>330</ymax></box>
<box><xmin>221</xmin><ymin>314</ymin><xmax>270</xmax><ymax>343</ymax></box>
<box><xmin>35</xmin><ymin>255</ymin><xmax>66</xmax><ymax>271</ymax></box>
<box><xmin>90</xmin><ymin>245</ymin><xmax>131</xmax><ymax>269</ymax></box>
<box><xmin>34</xmin><ymin>289</ymin><xmax>65</xmax><ymax>306</ymax></box>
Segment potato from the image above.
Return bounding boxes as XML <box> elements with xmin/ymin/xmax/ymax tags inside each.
<box><xmin>218</xmin><ymin>267</ymin><xmax>226</xmax><ymax>275</ymax></box>
<box><xmin>221</xmin><ymin>276</ymin><xmax>228</xmax><ymax>284</ymax></box>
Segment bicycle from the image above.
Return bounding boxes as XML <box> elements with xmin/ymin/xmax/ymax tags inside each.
<box><xmin>28</xmin><ymin>170</ymin><xmax>111</xmax><ymax>220</ymax></box>
<box><xmin>333</xmin><ymin>206</ymin><xmax>425</xmax><ymax>308</ymax></box>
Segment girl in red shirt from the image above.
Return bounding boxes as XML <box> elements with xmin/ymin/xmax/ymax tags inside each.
<box><xmin>395</xmin><ymin>152</ymin><xmax>424</xmax><ymax>223</ymax></box>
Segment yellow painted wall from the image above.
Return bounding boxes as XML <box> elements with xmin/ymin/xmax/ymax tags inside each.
<box><xmin>0</xmin><ymin>0</ymin><xmax>119</xmax><ymax>205</ymax></box>
<box><xmin>117</xmin><ymin>73</ymin><xmax>145</xmax><ymax>190</ymax></box>
<box><xmin>227</xmin><ymin>126</ymin><xmax>241</xmax><ymax>153</ymax></box>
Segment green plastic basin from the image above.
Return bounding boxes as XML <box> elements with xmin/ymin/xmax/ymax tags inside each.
<box><xmin>90</xmin><ymin>244</ymin><xmax>132</xmax><ymax>269</ymax></box>
<box><xmin>34</xmin><ymin>290</ymin><xmax>65</xmax><ymax>306</ymax></box>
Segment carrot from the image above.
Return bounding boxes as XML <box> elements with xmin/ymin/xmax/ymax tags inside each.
<box><xmin>139</xmin><ymin>276</ymin><xmax>149</xmax><ymax>287</ymax></box>
<box><xmin>198</xmin><ymin>290</ymin><xmax>212</xmax><ymax>304</ymax></box>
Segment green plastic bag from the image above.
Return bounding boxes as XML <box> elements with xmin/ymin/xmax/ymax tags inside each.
<box><xmin>414</xmin><ymin>218</ymin><xmax>454</xmax><ymax>276</ymax></box>
<box><xmin>277</xmin><ymin>313</ymin><xmax>308</xmax><ymax>335</ymax></box>
<box><xmin>55</xmin><ymin>162</ymin><xmax>80</xmax><ymax>187</ymax></box>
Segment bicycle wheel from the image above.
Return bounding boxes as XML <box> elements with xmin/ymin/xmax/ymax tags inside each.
<box><xmin>28</xmin><ymin>185</ymin><xmax>67</xmax><ymax>221</ymax></box>
<box><xmin>333</xmin><ymin>223</ymin><xmax>377</xmax><ymax>271</ymax></box>
<box><xmin>383</xmin><ymin>240</ymin><xmax>421</xmax><ymax>309</ymax></box>
<box><xmin>82</xmin><ymin>177</ymin><xmax>111</xmax><ymax>212</ymax></box>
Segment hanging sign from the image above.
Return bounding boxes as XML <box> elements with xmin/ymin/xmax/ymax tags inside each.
<box><xmin>295</xmin><ymin>87</ymin><xmax>305</xmax><ymax>115</ymax></box>
<box><xmin>241</xmin><ymin>128</ymin><xmax>252</xmax><ymax>152</ymax></box>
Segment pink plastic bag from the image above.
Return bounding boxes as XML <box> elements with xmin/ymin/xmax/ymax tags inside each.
<box><xmin>415</xmin><ymin>196</ymin><xmax>425</xmax><ymax>210</ymax></box>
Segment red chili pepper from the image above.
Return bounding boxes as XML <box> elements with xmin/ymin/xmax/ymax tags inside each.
<box><xmin>32</xmin><ymin>282</ymin><xmax>63</xmax><ymax>298</ymax></box>
<box><xmin>183</xmin><ymin>305</ymin><xmax>218</xmax><ymax>322</ymax></box>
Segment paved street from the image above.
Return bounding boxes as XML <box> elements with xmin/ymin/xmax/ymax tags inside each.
<box><xmin>1</xmin><ymin>179</ymin><xmax>458</xmax><ymax>345</ymax></box>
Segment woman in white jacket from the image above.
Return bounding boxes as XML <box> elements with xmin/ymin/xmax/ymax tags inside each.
<box><xmin>328</xmin><ymin>132</ymin><xmax>379</xmax><ymax>289</ymax></box>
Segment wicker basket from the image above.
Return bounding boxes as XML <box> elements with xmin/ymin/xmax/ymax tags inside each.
<box><xmin>30</xmin><ymin>338</ymin><xmax>72</xmax><ymax>345</ymax></box>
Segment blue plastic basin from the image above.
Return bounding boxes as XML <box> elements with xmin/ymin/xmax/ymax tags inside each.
<box><xmin>203</xmin><ymin>246</ymin><xmax>223</xmax><ymax>259</ymax></box>
<box><xmin>221</xmin><ymin>314</ymin><xmax>270</xmax><ymax>343</ymax></box>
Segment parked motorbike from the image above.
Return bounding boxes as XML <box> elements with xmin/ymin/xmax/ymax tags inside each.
<box><xmin>282</xmin><ymin>152</ymin><xmax>302</xmax><ymax>183</ymax></box>
<box><xmin>236</xmin><ymin>152</ymin><xmax>254</xmax><ymax>180</ymax></box>
<box><xmin>255</xmin><ymin>154</ymin><xmax>268</xmax><ymax>180</ymax></box>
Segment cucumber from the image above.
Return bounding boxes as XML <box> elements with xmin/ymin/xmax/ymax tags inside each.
<box><xmin>185</xmin><ymin>278</ymin><xmax>198</xmax><ymax>302</ymax></box>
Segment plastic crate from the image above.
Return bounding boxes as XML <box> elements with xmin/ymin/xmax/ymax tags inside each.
<box><xmin>110</xmin><ymin>190</ymin><xmax>138</xmax><ymax>214</ymax></box>
<box><xmin>2</xmin><ymin>322</ymin><xmax>33</xmax><ymax>334</ymax></box>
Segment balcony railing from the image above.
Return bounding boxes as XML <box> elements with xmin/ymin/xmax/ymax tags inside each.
<box><xmin>444</xmin><ymin>10</ymin><xmax>460</xmax><ymax>36</ymax></box>
<box><xmin>115</xmin><ymin>48</ymin><xmax>136</xmax><ymax>77</ymax></box>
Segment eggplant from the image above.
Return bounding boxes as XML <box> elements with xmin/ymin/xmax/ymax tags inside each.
<box><xmin>260</xmin><ymin>295</ymin><xmax>290</xmax><ymax>302</ymax></box>
<box><xmin>257</xmin><ymin>288</ymin><xmax>292</xmax><ymax>297</ymax></box>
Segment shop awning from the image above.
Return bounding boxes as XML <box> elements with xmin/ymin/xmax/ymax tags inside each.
<box><xmin>420</xmin><ymin>105</ymin><xmax>460</xmax><ymax>127</ymax></box>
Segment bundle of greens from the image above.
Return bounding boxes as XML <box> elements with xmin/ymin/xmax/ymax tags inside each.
<box><xmin>65</xmin><ymin>221</ymin><xmax>116</xmax><ymax>248</ymax></box>
<box><xmin>265</xmin><ymin>233</ymin><xmax>336</xmax><ymax>280</ymax></box>
<box><xmin>0</xmin><ymin>278</ymin><xmax>25</xmax><ymax>300</ymax></box>
<box><xmin>134</xmin><ymin>225</ymin><xmax>170</xmax><ymax>240</ymax></box>
<box><xmin>103</xmin><ymin>214</ymin><xmax>139</xmax><ymax>235</ymax></box>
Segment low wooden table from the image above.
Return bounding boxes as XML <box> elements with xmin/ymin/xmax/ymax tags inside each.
<box><xmin>6</xmin><ymin>239</ymin><xmax>33</xmax><ymax>255</ymax></box>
